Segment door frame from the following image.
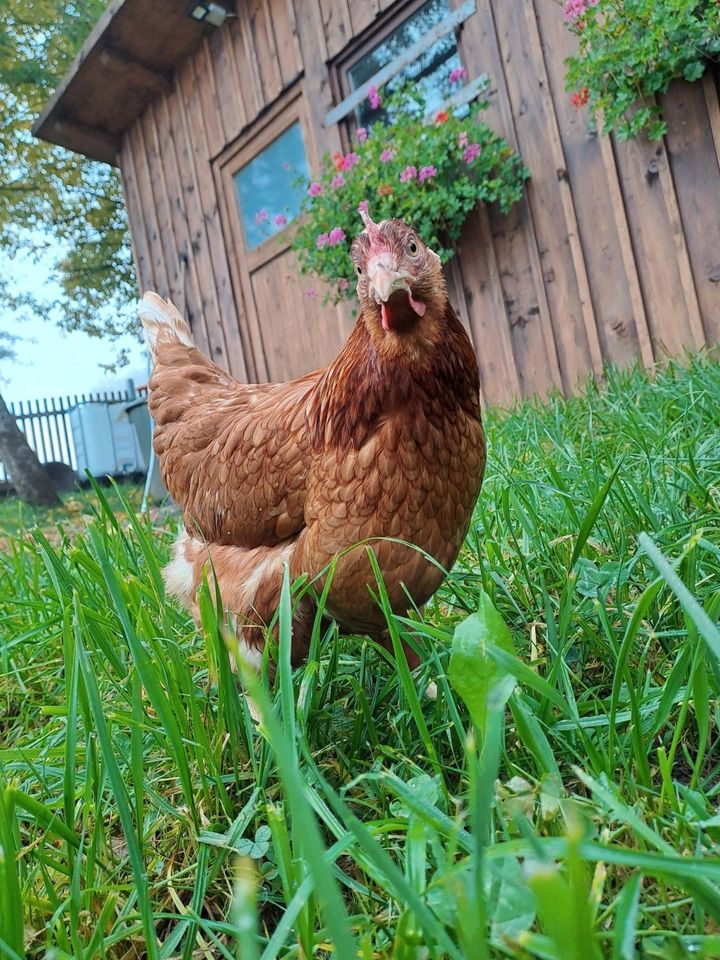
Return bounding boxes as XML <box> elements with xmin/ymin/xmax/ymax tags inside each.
<box><xmin>213</xmin><ymin>82</ymin><xmax>320</xmax><ymax>382</ymax></box>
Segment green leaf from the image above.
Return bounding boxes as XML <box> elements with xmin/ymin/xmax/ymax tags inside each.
<box><xmin>449</xmin><ymin>590</ymin><xmax>516</xmax><ymax>733</ymax></box>
<box><xmin>683</xmin><ymin>60</ymin><xmax>705</xmax><ymax>82</ymax></box>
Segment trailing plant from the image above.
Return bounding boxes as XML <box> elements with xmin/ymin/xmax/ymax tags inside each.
<box><xmin>564</xmin><ymin>0</ymin><xmax>720</xmax><ymax>140</ymax></box>
<box><xmin>291</xmin><ymin>80</ymin><xmax>529</xmax><ymax>299</ymax></box>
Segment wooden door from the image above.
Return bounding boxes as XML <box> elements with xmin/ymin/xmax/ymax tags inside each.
<box><xmin>216</xmin><ymin>86</ymin><xmax>351</xmax><ymax>383</ymax></box>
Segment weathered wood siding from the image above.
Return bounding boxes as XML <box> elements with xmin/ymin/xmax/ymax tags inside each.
<box><xmin>119</xmin><ymin>0</ymin><xmax>720</xmax><ymax>406</ymax></box>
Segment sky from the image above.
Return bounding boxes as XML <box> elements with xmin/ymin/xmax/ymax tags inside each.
<box><xmin>0</xmin><ymin>244</ymin><xmax>147</xmax><ymax>405</ymax></box>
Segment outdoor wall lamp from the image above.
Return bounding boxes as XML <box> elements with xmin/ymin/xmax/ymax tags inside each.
<box><xmin>186</xmin><ymin>2</ymin><xmax>227</xmax><ymax>27</ymax></box>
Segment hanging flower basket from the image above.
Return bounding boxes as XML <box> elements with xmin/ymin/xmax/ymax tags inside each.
<box><xmin>291</xmin><ymin>80</ymin><xmax>529</xmax><ymax>301</ymax></box>
<box><xmin>564</xmin><ymin>0</ymin><xmax>720</xmax><ymax>140</ymax></box>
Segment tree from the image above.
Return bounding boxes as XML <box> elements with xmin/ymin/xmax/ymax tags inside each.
<box><xmin>0</xmin><ymin>332</ymin><xmax>59</xmax><ymax>506</ymax></box>
<box><xmin>1</xmin><ymin>0</ymin><xmax>137</xmax><ymax>350</ymax></box>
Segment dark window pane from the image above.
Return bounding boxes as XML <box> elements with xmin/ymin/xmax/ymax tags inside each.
<box><xmin>347</xmin><ymin>0</ymin><xmax>462</xmax><ymax>128</ymax></box>
<box><xmin>233</xmin><ymin>121</ymin><xmax>309</xmax><ymax>251</ymax></box>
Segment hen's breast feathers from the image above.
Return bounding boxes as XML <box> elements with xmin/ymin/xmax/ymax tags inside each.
<box><xmin>149</xmin><ymin>341</ymin><xmax>321</xmax><ymax>547</ymax></box>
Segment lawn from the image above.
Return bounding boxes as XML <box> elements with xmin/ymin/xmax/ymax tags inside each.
<box><xmin>1</xmin><ymin>355</ymin><xmax>720</xmax><ymax>959</ymax></box>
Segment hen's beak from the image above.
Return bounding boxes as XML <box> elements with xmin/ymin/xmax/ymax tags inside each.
<box><xmin>367</xmin><ymin>260</ymin><xmax>411</xmax><ymax>304</ymax></box>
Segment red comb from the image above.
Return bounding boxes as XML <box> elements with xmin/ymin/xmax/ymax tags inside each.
<box><xmin>359</xmin><ymin>205</ymin><xmax>381</xmax><ymax>237</ymax></box>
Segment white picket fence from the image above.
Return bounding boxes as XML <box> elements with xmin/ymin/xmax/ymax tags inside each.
<box><xmin>1</xmin><ymin>389</ymin><xmax>135</xmax><ymax>484</ymax></box>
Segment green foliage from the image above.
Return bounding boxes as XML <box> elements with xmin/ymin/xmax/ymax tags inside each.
<box><xmin>2</xmin><ymin>355</ymin><xmax>720</xmax><ymax>956</ymax></box>
<box><xmin>0</xmin><ymin>0</ymin><xmax>136</xmax><ymax>345</ymax></box>
<box><xmin>292</xmin><ymin>85</ymin><xmax>529</xmax><ymax>297</ymax></box>
<box><xmin>564</xmin><ymin>0</ymin><xmax>720</xmax><ymax>140</ymax></box>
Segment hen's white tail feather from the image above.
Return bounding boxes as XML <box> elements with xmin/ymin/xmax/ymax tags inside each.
<box><xmin>139</xmin><ymin>291</ymin><xmax>194</xmax><ymax>361</ymax></box>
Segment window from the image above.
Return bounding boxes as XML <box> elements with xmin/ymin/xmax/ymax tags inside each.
<box><xmin>232</xmin><ymin>121</ymin><xmax>309</xmax><ymax>251</ymax></box>
<box><xmin>345</xmin><ymin>0</ymin><xmax>463</xmax><ymax>128</ymax></box>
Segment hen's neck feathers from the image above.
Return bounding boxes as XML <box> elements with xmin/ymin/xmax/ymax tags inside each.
<box><xmin>309</xmin><ymin>302</ymin><xmax>480</xmax><ymax>452</ymax></box>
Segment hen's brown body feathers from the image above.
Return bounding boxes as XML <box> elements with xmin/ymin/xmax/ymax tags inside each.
<box><xmin>142</xmin><ymin>216</ymin><xmax>486</xmax><ymax>667</ymax></box>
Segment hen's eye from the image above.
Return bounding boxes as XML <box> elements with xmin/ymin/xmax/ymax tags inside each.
<box><xmin>355</xmin><ymin>264</ymin><xmax>363</xmax><ymax>276</ymax></box>
<box><xmin>406</xmin><ymin>240</ymin><xmax>418</xmax><ymax>255</ymax></box>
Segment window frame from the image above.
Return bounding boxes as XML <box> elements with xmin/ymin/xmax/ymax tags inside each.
<box><xmin>330</xmin><ymin>0</ymin><xmax>469</xmax><ymax>144</ymax></box>
<box><xmin>214</xmin><ymin>84</ymin><xmax>316</xmax><ymax>273</ymax></box>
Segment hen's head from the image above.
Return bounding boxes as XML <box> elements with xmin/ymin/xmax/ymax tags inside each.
<box><xmin>350</xmin><ymin>207</ymin><xmax>447</xmax><ymax>352</ymax></box>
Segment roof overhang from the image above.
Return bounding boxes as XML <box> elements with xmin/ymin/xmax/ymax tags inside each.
<box><xmin>33</xmin><ymin>0</ymin><xmax>222</xmax><ymax>165</ymax></box>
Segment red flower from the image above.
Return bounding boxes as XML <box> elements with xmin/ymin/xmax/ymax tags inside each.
<box><xmin>434</xmin><ymin>110</ymin><xmax>450</xmax><ymax>125</ymax></box>
<box><xmin>377</xmin><ymin>183</ymin><xmax>393</xmax><ymax>196</ymax></box>
<box><xmin>332</xmin><ymin>151</ymin><xmax>344</xmax><ymax>171</ymax></box>
<box><xmin>571</xmin><ymin>87</ymin><xmax>589</xmax><ymax>107</ymax></box>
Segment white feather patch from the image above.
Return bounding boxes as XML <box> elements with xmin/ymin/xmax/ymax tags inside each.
<box><xmin>162</xmin><ymin>531</ymin><xmax>196</xmax><ymax>608</ymax></box>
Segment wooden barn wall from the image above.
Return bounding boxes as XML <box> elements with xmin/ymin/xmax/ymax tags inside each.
<box><xmin>119</xmin><ymin>0</ymin><xmax>720</xmax><ymax>406</ymax></box>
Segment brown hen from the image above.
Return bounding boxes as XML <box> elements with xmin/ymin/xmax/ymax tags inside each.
<box><xmin>140</xmin><ymin>209</ymin><xmax>486</xmax><ymax>679</ymax></box>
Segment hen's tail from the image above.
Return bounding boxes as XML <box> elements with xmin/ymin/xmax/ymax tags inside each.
<box><xmin>139</xmin><ymin>291</ymin><xmax>195</xmax><ymax>362</ymax></box>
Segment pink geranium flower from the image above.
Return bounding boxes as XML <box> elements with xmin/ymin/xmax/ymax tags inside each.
<box><xmin>274</xmin><ymin>213</ymin><xmax>287</xmax><ymax>226</ymax></box>
<box><xmin>358</xmin><ymin>199</ymin><xmax>369</xmax><ymax>214</ymax></box>
<box><xmin>316</xmin><ymin>232</ymin><xmax>329</xmax><ymax>248</ymax></box>
<box><xmin>308</xmin><ymin>182</ymin><xmax>323</xmax><ymax>197</ymax></box>
<box><xmin>418</xmin><ymin>165</ymin><xmax>437</xmax><ymax>183</ymax></box>
<box><xmin>449</xmin><ymin>66</ymin><xmax>468</xmax><ymax>84</ymax></box>
<box><xmin>563</xmin><ymin>0</ymin><xmax>597</xmax><ymax>21</ymax></box>
<box><xmin>356</xmin><ymin>127</ymin><xmax>368</xmax><ymax>143</ymax></box>
<box><xmin>380</xmin><ymin>148</ymin><xmax>395</xmax><ymax>164</ymax></box>
<box><xmin>399</xmin><ymin>165</ymin><xmax>418</xmax><ymax>183</ymax></box>
<box><xmin>342</xmin><ymin>152</ymin><xmax>360</xmax><ymax>171</ymax></box>
<box><xmin>327</xmin><ymin>226</ymin><xmax>346</xmax><ymax>246</ymax></box>
<box><xmin>368</xmin><ymin>85</ymin><xmax>382</xmax><ymax>110</ymax></box>
<box><xmin>338</xmin><ymin>278</ymin><xmax>350</xmax><ymax>292</ymax></box>
<box><xmin>458</xmin><ymin>131</ymin><xmax>469</xmax><ymax>148</ymax></box>
<box><xmin>463</xmin><ymin>143</ymin><xmax>481</xmax><ymax>165</ymax></box>
<box><xmin>331</xmin><ymin>173</ymin><xmax>345</xmax><ymax>189</ymax></box>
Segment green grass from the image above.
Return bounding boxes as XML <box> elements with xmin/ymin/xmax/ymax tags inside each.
<box><xmin>1</xmin><ymin>354</ymin><xmax>720</xmax><ymax>959</ymax></box>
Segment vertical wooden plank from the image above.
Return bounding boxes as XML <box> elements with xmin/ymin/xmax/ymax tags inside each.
<box><xmin>206</xmin><ymin>22</ymin><xmax>247</xmax><ymax>145</ymax></box>
<box><xmin>491</xmin><ymin>1</ymin><xmax>603</xmax><ymax>389</ymax></box>
<box><xmin>178</xmin><ymin>57</ymin><xmax>252</xmax><ymax>379</ymax></box>
<box><xmin>347</xmin><ymin>0</ymin><xmax>379</xmax><ymax>37</ymax></box>
<box><xmin>702</xmin><ymin>71</ymin><xmax>720</xmax><ymax>170</ymax></box>
<box><xmin>194</xmin><ymin>38</ymin><xmax>227</xmax><ymax>158</ymax></box>
<box><xmin>597</xmin><ymin>133</ymin><xmax>655</xmax><ymax>368</ymax></box>
<box><xmin>119</xmin><ymin>134</ymin><xmax>156</xmax><ymax>292</ymax></box>
<box><xmin>455</xmin><ymin>0</ymin><xmax>562</xmax><ymax>398</ymax></box>
<box><xmin>533</xmin><ymin>0</ymin><xmax>652</xmax><ymax>371</ymax></box>
<box><xmin>612</xmin><ymin>132</ymin><xmax>702</xmax><ymax>358</ymax></box>
<box><xmin>444</xmin><ymin>257</ymin><xmax>473</xmax><ymax>338</ymax></box>
<box><xmin>142</xmin><ymin>100</ymin><xmax>212</xmax><ymax>357</ymax></box>
<box><xmin>270</xmin><ymin>0</ymin><xmax>304</xmax><ymax>88</ymax></box>
<box><xmin>165</xmin><ymin>85</ymin><xmax>231</xmax><ymax>371</ymax></box>
<box><xmin>128</xmin><ymin>118</ymin><xmax>170</xmax><ymax>300</ymax></box>
<box><xmin>458</xmin><ymin>208</ymin><xmax>521</xmax><ymax>405</ymax></box>
<box><xmin>319</xmin><ymin>0</ymin><xmax>353</xmax><ymax>61</ymax></box>
<box><xmin>231</xmin><ymin>2</ymin><xmax>266</xmax><ymax>122</ymax></box>
<box><xmin>249</xmin><ymin>0</ymin><xmax>283</xmax><ymax>106</ymax></box>
<box><xmin>290</xmin><ymin>0</ymin><xmax>343</xmax><ymax>158</ymax></box>
<box><xmin>654</xmin><ymin>139</ymin><xmax>706</xmax><ymax>351</ymax></box>
<box><xmin>444</xmin><ymin>255</ymin><xmax>486</xmax><ymax>408</ymax></box>
<box><xmin>661</xmin><ymin>78</ymin><xmax>720</xmax><ymax>346</ymax></box>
